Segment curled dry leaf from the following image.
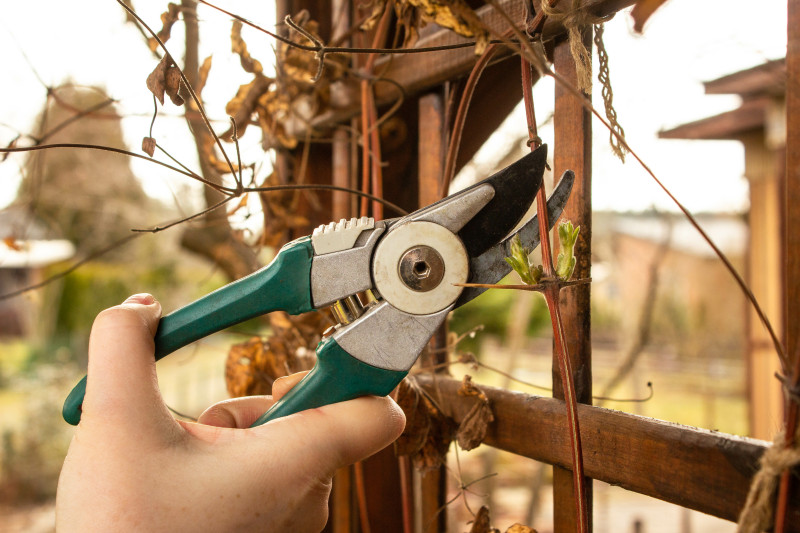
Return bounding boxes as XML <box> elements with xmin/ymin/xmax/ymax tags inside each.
<box><xmin>505</xmin><ymin>524</ymin><xmax>538</xmax><ymax>533</ymax></box>
<box><xmin>225</xmin><ymin>311</ymin><xmax>329</xmax><ymax>397</ymax></box>
<box><xmin>195</xmin><ymin>55</ymin><xmax>213</xmax><ymax>97</ymax></box>
<box><xmin>164</xmin><ymin>66</ymin><xmax>184</xmax><ymax>106</ymax></box>
<box><xmin>146</xmin><ymin>56</ymin><xmax>183</xmax><ymax>107</ymax></box>
<box><xmin>394</xmin><ymin>376</ymin><xmax>457</xmax><ymax>472</ymax></box>
<box><xmin>224</xmin><ymin>76</ymin><xmax>273</xmax><ymax>141</ymax></box>
<box><xmin>630</xmin><ymin>0</ymin><xmax>672</xmax><ymax>33</ymax></box>
<box><xmin>456</xmin><ymin>375</ymin><xmax>494</xmax><ymax>451</ymax></box>
<box><xmin>146</xmin><ymin>55</ymin><xmax>169</xmax><ymax>105</ymax></box>
<box><xmin>389</xmin><ymin>0</ymin><xmax>490</xmax><ymax>54</ymax></box>
<box><xmin>142</xmin><ymin>136</ymin><xmax>156</xmax><ymax>157</ymax></box>
<box><xmin>231</xmin><ymin>20</ymin><xmax>263</xmax><ymax>75</ymax></box>
<box><xmin>225</xmin><ymin>11</ymin><xmax>348</xmax><ymax>149</ymax></box>
<box><xmin>148</xmin><ymin>2</ymin><xmax>181</xmax><ymax>52</ymax></box>
<box><xmin>199</xmin><ymin>135</ymin><xmax>240</xmax><ymax>175</ymax></box>
<box><xmin>469</xmin><ymin>506</ymin><xmax>499</xmax><ymax>533</ymax></box>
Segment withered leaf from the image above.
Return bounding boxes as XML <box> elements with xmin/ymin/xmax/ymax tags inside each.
<box><xmin>630</xmin><ymin>0</ymin><xmax>672</xmax><ymax>33</ymax></box>
<box><xmin>394</xmin><ymin>377</ymin><xmax>431</xmax><ymax>456</ymax></box>
<box><xmin>225</xmin><ymin>311</ymin><xmax>327</xmax><ymax>397</ymax></box>
<box><xmin>199</xmin><ymin>135</ymin><xmax>240</xmax><ymax>175</ymax></box>
<box><xmin>165</xmin><ymin>66</ymin><xmax>184</xmax><ymax>106</ymax></box>
<box><xmin>146</xmin><ymin>55</ymin><xmax>183</xmax><ymax>107</ymax></box>
<box><xmin>223</xmin><ymin>76</ymin><xmax>272</xmax><ymax>141</ymax></box>
<box><xmin>231</xmin><ymin>20</ymin><xmax>263</xmax><ymax>74</ymax></box>
<box><xmin>196</xmin><ymin>55</ymin><xmax>213</xmax><ymax>96</ymax></box>
<box><xmin>394</xmin><ymin>376</ymin><xmax>457</xmax><ymax>472</ymax></box>
<box><xmin>505</xmin><ymin>525</ymin><xmax>538</xmax><ymax>533</ymax></box>
<box><xmin>456</xmin><ymin>375</ymin><xmax>494</xmax><ymax>451</ymax></box>
<box><xmin>146</xmin><ymin>55</ymin><xmax>170</xmax><ymax>105</ymax></box>
<box><xmin>469</xmin><ymin>506</ymin><xmax>499</xmax><ymax>533</ymax></box>
<box><xmin>142</xmin><ymin>136</ymin><xmax>156</xmax><ymax>157</ymax></box>
<box><xmin>148</xmin><ymin>3</ymin><xmax>181</xmax><ymax>52</ymax></box>
<box><xmin>400</xmin><ymin>0</ymin><xmax>489</xmax><ymax>54</ymax></box>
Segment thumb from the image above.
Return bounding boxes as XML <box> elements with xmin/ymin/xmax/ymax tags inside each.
<box><xmin>253</xmin><ymin>396</ymin><xmax>406</xmax><ymax>478</ymax></box>
<box><xmin>82</xmin><ymin>294</ymin><xmax>172</xmax><ymax>433</ymax></box>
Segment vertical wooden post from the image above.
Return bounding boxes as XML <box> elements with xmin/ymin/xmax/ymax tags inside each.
<box><xmin>777</xmin><ymin>0</ymin><xmax>800</xmax><ymax>529</ymax></box>
<box><xmin>552</xmin><ymin>34</ymin><xmax>593</xmax><ymax>531</ymax></box>
<box><xmin>417</xmin><ymin>90</ymin><xmax>449</xmax><ymax>533</ymax></box>
<box><xmin>784</xmin><ymin>0</ymin><xmax>799</xmax><ymax>379</ymax></box>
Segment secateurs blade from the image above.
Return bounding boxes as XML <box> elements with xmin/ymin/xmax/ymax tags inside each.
<box><xmin>62</xmin><ymin>144</ymin><xmax>574</xmax><ymax>427</ymax></box>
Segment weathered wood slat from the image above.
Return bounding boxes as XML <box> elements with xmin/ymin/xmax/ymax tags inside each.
<box><xmin>552</xmin><ymin>30</ymin><xmax>594</xmax><ymax>531</ymax></box>
<box><xmin>415</xmin><ymin>374</ymin><xmax>800</xmax><ymax>528</ymax></box>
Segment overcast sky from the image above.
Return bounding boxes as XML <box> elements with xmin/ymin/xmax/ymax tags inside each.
<box><xmin>0</xmin><ymin>0</ymin><xmax>789</xmax><ymax>215</ymax></box>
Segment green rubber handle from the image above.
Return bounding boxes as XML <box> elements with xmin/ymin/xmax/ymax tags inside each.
<box><xmin>250</xmin><ymin>336</ymin><xmax>408</xmax><ymax>427</ymax></box>
<box><xmin>62</xmin><ymin>237</ymin><xmax>315</xmax><ymax>426</ymax></box>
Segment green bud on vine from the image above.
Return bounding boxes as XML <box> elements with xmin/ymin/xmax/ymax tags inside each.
<box><xmin>505</xmin><ymin>234</ymin><xmax>542</xmax><ymax>285</ymax></box>
<box><xmin>556</xmin><ymin>220</ymin><xmax>580</xmax><ymax>281</ymax></box>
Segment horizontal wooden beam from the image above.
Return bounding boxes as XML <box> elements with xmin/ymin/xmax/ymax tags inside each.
<box><xmin>308</xmin><ymin>0</ymin><xmax>636</xmax><ymax>133</ymax></box>
<box><xmin>415</xmin><ymin>375</ymin><xmax>800</xmax><ymax>528</ymax></box>
<box><xmin>373</xmin><ymin>0</ymin><xmax>637</xmax><ymax>103</ymax></box>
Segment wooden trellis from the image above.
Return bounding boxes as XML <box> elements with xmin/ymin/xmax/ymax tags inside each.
<box><xmin>274</xmin><ymin>0</ymin><xmax>800</xmax><ymax>531</ymax></box>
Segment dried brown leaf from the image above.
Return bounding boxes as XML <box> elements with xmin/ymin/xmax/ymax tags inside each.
<box><xmin>231</xmin><ymin>20</ymin><xmax>263</xmax><ymax>74</ymax></box>
<box><xmin>630</xmin><ymin>0</ymin><xmax>672</xmax><ymax>33</ymax></box>
<box><xmin>147</xmin><ymin>3</ymin><xmax>181</xmax><ymax>52</ymax></box>
<box><xmin>394</xmin><ymin>377</ymin><xmax>457</xmax><ymax>471</ymax></box>
<box><xmin>146</xmin><ymin>55</ymin><xmax>170</xmax><ymax>105</ymax></box>
<box><xmin>400</xmin><ymin>0</ymin><xmax>489</xmax><ymax>54</ymax></box>
<box><xmin>199</xmin><ymin>135</ymin><xmax>239</xmax><ymax>175</ymax></box>
<box><xmin>223</xmin><ymin>76</ymin><xmax>272</xmax><ymax>141</ymax></box>
<box><xmin>456</xmin><ymin>376</ymin><xmax>494</xmax><ymax>451</ymax></box>
<box><xmin>224</xmin><ymin>311</ymin><xmax>327</xmax><ymax>397</ymax></box>
<box><xmin>469</xmin><ymin>506</ymin><xmax>499</xmax><ymax>533</ymax></box>
<box><xmin>394</xmin><ymin>2</ymin><xmax>422</xmax><ymax>48</ymax></box>
<box><xmin>142</xmin><ymin>136</ymin><xmax>156</xmax><ymax>157</ymax></box>
<box><xmin>394</xmin><ymin>378</ymin><xmax>432</xmax><ymax>456</ymax></box>
<box><xmin>196</xmin><ymin>55</ymin><xmax>213</xmax><ymax>96</ymax></box>
<box><xmin>164</xmin><ymin>66</ymin><xmax>184</xmax><ymax>106</ymax></box>
<box><xmin>505</xmin><ymin>524</ymin><xmax>538</xmax><ymax>533</ymax></box>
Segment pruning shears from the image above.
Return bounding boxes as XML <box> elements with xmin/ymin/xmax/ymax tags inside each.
<box><xmin>63</xmin><ymin>144</ymin><xmax>574</xmax><ymax>428</ymax></box>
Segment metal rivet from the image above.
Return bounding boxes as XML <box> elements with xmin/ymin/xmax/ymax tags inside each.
<box><xmin>398</xmin><ymin>246</ymin><xmax>445</xmax><ymax>292</ymax></box>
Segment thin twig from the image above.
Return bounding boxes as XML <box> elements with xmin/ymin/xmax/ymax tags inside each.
<box><xmin>131</xmin><ymin>196</ymin><xmax>235</xmax><ymax>233</ymax></box>
<box><xmin>455</xmin><ymin>278</ymin><xmax>592</xmax><ymax>291</ymax></box>
<box><xmin>245</xmin><ymin>183</ymin><xmax>407</xmax><ymax>215</ymax></box>
<box><xmin>0</xmin><ymin>143</ymin><xmax>232</xmax><ymax>194</ymax></box>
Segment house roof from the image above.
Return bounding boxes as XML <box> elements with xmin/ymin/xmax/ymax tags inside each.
<box><xmin>612</xmin><ymin>213</ymin><xmax>746</xmax><ymax>258</ymax></box>
<box><xmin>0</xmin><ymin>239</ymin><xmax>75</xmax><ymax>268</ymax></box>
<box><xmin>659</xmin><ymin>58</ymin><xmax>785</xmax><ymax>141</ymax></box>
<box><xmin>0</xmin><ymin>205</ymin><xmax>75</xmax><ymax>268</ymax></box>
<box><xmin>703</xmin><ymin>59</ymin><xmax>785</xmax><ymax>97</ymax></box>
<box><xmin>659</xmin><ymin>97</ymin><xmax>770</xmax><ymax>140</ymax></box>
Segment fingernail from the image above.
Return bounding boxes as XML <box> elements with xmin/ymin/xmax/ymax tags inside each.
<box><xmin>124</xmin><ymin>293</ymin><xmax>156</xmax><ymax>306</ymax></box>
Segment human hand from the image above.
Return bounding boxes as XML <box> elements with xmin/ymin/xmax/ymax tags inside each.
<box><xmin>56</xmin><ymin>294</ymin><xmax>405</xmax><ymax>532</ymax></box>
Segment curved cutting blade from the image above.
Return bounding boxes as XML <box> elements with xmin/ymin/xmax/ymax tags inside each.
<box><xmin>456</xmin><ymin>144</ymin><xmax>548</xmax><ymax>258</ymax></box>
<box><xmin>454</xmin><ymin>169</ymin><xmax>575</xmax><ymax>308</ymax></box>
